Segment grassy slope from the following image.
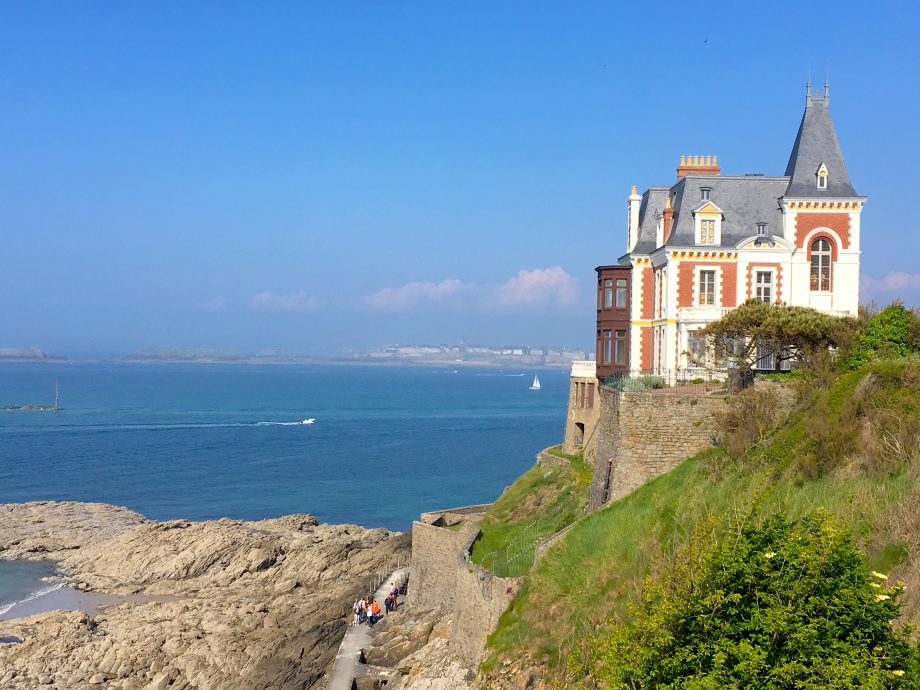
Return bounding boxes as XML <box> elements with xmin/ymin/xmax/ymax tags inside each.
<box><xmin>484</xmin><ymin>361</ymin><xmax>920</xmax><ymax>670</ymax></box>
<box><xmin>468</xmin><ymin>446</ymin><xmax>592</xmax><ymax>565</ymax></box>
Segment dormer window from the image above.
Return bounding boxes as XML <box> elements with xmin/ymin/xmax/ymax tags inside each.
<box><xmin>816</xmin><ymin>163</ymin><xmax>828</xmax><ymax>190</ymax></box>
<box><xmin>700</xmin><ymin>188</ymin><xmax>712</xmax><ymax>201</ymax></box>
<box><xmin>692</xmin><ymin>201</ymin><xmax>723</xmax><ymax>246</ymax></box>
<box><xmin>757</xmin><ymin>223</ymin><xmax>767</xmax><ymax>236</ymax></box>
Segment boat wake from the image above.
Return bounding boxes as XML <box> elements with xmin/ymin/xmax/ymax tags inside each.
<box><xmin>0</xmin><ymin>583</ymin><xmax>63</xmax><ymax>618</ymax></box>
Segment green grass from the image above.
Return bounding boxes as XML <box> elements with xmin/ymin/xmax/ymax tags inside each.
<box><xmin>468</xmin><ymin>449</ymin><xmax>592</xmax><ymax>565</ymax></box>
<box><xmin>482</xmin><ymin>360</ymin><xmax>920</xmax><ymax>672</ymax></box>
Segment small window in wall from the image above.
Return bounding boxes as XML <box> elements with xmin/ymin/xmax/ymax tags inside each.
<box><xmin>756</xmin><ymin>271</ymin><xmax>772</xmax><ymax>303</ymax></box>
<box><xmin>699</xmin><ymin>271</ymin><xmax>716</xmax><ymax>305</ymax></box>
<box><xmin>579</xmin><ymin>382</ymin><xmax>586</xmax><ymax>408</ymax></box>
<box><xmin>810</xmin><ymin>239</ymin><xmax>832</xmax><ymax>291</ymax></box>
<box><xmin>616</xmin><ymin>278</ymin><xmax>627</xmax><ymax>307</ymax></box>
<box><xmin>757</xmin><ymin>223</ymin><xmax>767</xmax><ymax>236</ymax></box>
<box><xmin>603</xmin><ymin>330</ymin><xmax>612</xmax><ymax>364</ymax></box>
<box><xmin>587</xmin><ymin>383</ymin><xmax>595</xmax><ymax>409</ymax></box>
<box><xmin>700</xmin><ymin>188</ymin><xmax>711</xmax><ymax>201</ymax></box>
<box><xmin>614</xmin><ymin>330</ymin><xmax>627</xmax><ymax>365</ymax></box>
<box><xmin>700</xmin><ymin>219</ymin><xmax>716</xmax><ymax>244</ymax></box>
<box><xmin>604</xmin><ymin>279</ymin><xmax>613</xmax><ymax>308</ymax></box>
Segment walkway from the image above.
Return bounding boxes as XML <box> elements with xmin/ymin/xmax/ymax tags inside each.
<box><xmin>326</xmin><ymin>566</ymin><xmax>409</xmax><ymax>690</ymax></box>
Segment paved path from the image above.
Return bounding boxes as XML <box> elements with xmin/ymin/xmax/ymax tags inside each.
<box><xmin>326</xmin><ymin>567</ymin><xmax>409</xmax><ymax>690</ymax></box>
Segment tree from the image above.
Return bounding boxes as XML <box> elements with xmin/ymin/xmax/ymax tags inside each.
<box><xmin>567</xmin><ymin>509</ymin><xmax>920</xmax><ymax>689</ymax></box>
<box><xmin>693</xmin><ymin>300</ymin><xmax>855</xmax><ymax>373</ymax></box>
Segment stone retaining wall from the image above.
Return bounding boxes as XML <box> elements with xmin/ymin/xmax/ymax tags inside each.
<box><xmin>589</xmin><ymin>386</ymin><xmax>727</xmax><ymax>509</ymax></box>
<box><xmin>408</xmin><ymin>520</ymin><xmax>515</xmax><ymax>667</ymax></box>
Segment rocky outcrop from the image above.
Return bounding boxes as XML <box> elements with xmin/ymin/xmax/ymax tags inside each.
<box><xmin>350</xmin><ymin>607</ymin><xmax>473</xmax><ymax>690</ymax></box>
<box><xmin>0</xmin><ymin>501</ymin><xmax>410</xmax><ymax>690</ymax></box>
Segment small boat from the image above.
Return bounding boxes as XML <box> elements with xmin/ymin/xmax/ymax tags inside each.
<box><xmin>301</xmin><ymin>418</ymin><xmax>315</xmax><ymax>424</ymax></box>
<box><xmin>530</xmin><ymin>375</ymin><xmax>541</xmax><ymax>390</ymax></box>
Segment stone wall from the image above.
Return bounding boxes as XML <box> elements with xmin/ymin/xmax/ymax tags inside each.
<box><xmin>589</xmin><ymin>385</ymin><xmax>727</xmax><ymax>509</ymax></box>
<box><xmin>419</xmin><ymin>503</ymin><xmax>494</xmax><ymax>527</ymax></box>
<box><xmin>409</xmin><ymin>521</ymin><xmax>468</xmax><ymax>613</ymax></box>
<box><xmin>563</xmin><ymin>375</ymin><xmax>601</xmax><ymax>455</ymax></box>
<box><xmin>409</xmin><ymin>519</ymin><xmax>516</xmax><ymax>667</ymax></box>
<box><xmin>447</xmin><ymin>526</ymin><xmax>517</xmax><ymax>667</ymax></box>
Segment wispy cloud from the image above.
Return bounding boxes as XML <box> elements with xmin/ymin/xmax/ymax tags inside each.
<box><xmin>364</xmin><ymin>279</ymin><xmax>475</xmax><ymax>310</ymax></box>
<box><xmin>488</xmin><ymin>267</ymin><xmax>579</xmax><ymax>308</ymax></box>
<box><xmin>861</xmin><ymin>272</ymin><xmax>920</xmax><ymax>300</ymax></box>
<box><xmin>249</xmin><ymin>290</ymin><xmax>321</xmax><ymax>311</ymax></box>
<box><xmin>196</xmin><ymin>295</ymin><xmax>226</xmax><ymax>311</ymax></box>
<box><xmin>364</xmin><ymin>267</ymin><xmax>580</xmax><ymax>312</ymax></box>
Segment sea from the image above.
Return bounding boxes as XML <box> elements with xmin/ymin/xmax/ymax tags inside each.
<box><xmin>0</xmin><ymin>363</ymin><xmax>567</xmax><ymax>612</ymax></box>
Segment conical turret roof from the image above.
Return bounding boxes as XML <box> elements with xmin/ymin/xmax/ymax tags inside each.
<box><xmin>784</xmin><ymin>91</ymin><xmax>858</xmax><ymax>197</ymax></box>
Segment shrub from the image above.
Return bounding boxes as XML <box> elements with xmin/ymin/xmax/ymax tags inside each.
<box><xmin>717</xmin><ymin>386</ymin><xmax>782</xmax><ymax>458</ymax></box>
<box><xmin>567</xmin><ymin>510</ymin><xmax>920</xmax><ymax>689</ymax></box>
<box><xmin>848</xmin><ymin>304</ymin><xmax>917</xmax><ymax>369</ymax></box>
<box><xmin>690</xmin><ymin>377</ymin><xmax>705</xmax><ymax>385</ymax></box>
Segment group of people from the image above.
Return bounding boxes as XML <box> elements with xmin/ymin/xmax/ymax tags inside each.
<box><xmin>352</xmin><ymin>581</ymin><xmax>401</xmax><ymax>627</ymax></box>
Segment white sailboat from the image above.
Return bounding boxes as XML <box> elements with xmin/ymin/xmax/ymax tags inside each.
<box><xmin>530</xmin><ymin>375</ymin><xmax>541</xmax><ymax>390</ymax></box>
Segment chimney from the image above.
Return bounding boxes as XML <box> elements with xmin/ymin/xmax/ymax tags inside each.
<box><xmin>661</xmin><ymin>196</ymin><xmax>673</xmax><ymax>245</ymax></box>
<box><xmin>627</xmin><ymin>185</ymin><xmax>642</xmax><ymax>252</ymax></box>
<box><xmin>676</xmin><ymin>155</ymin><xmax>720</xmax><ymax>181</ymax></box>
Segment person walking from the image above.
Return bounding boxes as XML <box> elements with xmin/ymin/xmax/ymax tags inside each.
<box><xmin>368</xmin><ymin>598</ymin><xmax>381</xmax><ymax>627</ymax></box>
<box><xmin>352</xmin><ymin>599</ymin><xmax>360</xmax><ymax>626</ymax></box>
<box><xmin>390</xmin><ymin>582</ymin><xmax>399</xmax><ymax>610</ymax></box>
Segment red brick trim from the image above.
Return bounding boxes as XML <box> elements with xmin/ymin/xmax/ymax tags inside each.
<box><xmin>793</xmin><ymin>212</ymin><xmax>851</xmax><ymax>249</ymax></box>
<box><xmin>721</xmin><ymin>263</ymin><xmax>737</xmax><ymax>308</ymax></box>
<box><xmin>640</xmin><ymin>327</ymin><xmax>651</xmax><ymax>369</ymax></box>
<box><xmin>640</xmin><ymin>267</ymin><xmax>653</xmax><ymax>320</ymax></box>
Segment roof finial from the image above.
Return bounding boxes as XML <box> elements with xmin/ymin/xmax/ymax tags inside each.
<box><xmin>806</xmin><ymin>68</ymin><xmax>811</xmax><ymax>96</ymax></box>
<box><xmin>824</xmin><ymin>62</ymin><xmax>829</xmax><ymax>99</ymax></box>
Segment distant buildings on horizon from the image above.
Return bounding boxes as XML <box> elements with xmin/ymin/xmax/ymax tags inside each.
<box><xmin>353</xmin><ymin>340</ymin><xmax>595</xmax><ymax>368</ymax></box>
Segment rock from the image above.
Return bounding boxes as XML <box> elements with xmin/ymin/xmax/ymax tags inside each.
<box><xmin>38</xmin><ymin>675</ymin><xmax>52</xmax><ymax>685</ymax></box>
<box><xmin>0</xmin><ymin>501</ymin><xmax>412</xmax><ymax>690</ymax></box>
<box><xmin>355</xmin><ymin>676</ymin><xmax>382</xmax><ymax>690</ymax></box>
<box><xmin>145</xmin><ymin>672</ymin><xmax>170</xmax><ymax>690</ymax></box>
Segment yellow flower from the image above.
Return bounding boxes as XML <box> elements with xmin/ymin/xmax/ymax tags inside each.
<box><xmin>876</xmin><ymin>595</ymin><xmax>891</xmax><ymax>602</ymax></box>
<box><xmin>763</xmin><ymin>552</ymin><xmax>776</xmax><ymax>559</ymax></box>
<box><xmin>870</xmin><ymin>583</ymin><xmax>882</xmax><ymax>588</ymax></box>
<box><xmin>872</xmin><ymin>571</ymin><xmax>889</xmax><ymax>580</ymax></box>
<box><xmin>892</xmin><ymin>670</ymin><xmax>905</xmax><ymax>677</ymax></box>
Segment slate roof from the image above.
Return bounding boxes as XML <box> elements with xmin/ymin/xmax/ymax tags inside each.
<box><xmin>626</xmin><ymin>91</ymin><xmax>859</xmax><ymax>257</ymax></box>
<box><xmin>630</xmin><ymin>176</ymin><xmax>789</xmax><ymax>253</ymax></box>
<box><xmin>784</xmin><ymin>93</ymin><xmax>858</xmax><ymax>197</ymax></box>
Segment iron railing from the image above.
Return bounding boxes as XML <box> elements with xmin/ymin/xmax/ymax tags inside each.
<box><xmin>601</xmin><ymin>368</ymin><xmax>755</xmax><ymax>396</ymax></box>
<box><xmin>475</xmin><ymin>501</ymin><xmax>580</xmax><ymax>578</ymax></box>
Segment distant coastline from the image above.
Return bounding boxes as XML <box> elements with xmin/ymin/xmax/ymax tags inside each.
<box><xmin>0</xmin><ymin>344</ymin><xmax>592</xmax><ymax>369</ymax></box>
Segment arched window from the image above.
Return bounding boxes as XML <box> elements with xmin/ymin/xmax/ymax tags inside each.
<box><xmin>810</xmin><ymin>238</ymin><xmax>832</xmax><ymax>291</ymax></box>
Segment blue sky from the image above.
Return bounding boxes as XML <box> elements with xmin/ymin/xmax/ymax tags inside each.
<box><xmin>0</xmin><ymin>1</ymin><xmax>917</xmax><ymax>356</ymax></box>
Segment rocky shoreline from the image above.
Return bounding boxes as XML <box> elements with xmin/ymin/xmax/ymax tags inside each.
<box><xmin>0</xmin><ymin>501</ymin><xmax>417</xmax><ymax>690</ymax></box>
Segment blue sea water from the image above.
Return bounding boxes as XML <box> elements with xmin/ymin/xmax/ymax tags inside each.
<box><xmin>0</xmin><ymin>363</ymin><xmax>567</xmax><ymax>531</ymax></box>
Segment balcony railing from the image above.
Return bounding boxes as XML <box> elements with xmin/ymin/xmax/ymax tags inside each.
<box><xmin>678</xmin><ymin>306</ymin><xmax>734</xmax><ymax>321</ymax></box>
<box><xmin>570</xmin><ymin>360</ymin><xmax>596</xmax><ymax>378</ymax></box>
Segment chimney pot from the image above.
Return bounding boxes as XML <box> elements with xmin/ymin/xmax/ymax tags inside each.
<box><xmin>680</xmin><ymin>156</ymin><xmax>686</xmax><ymax>165</ymax></box>
<box><xmin>713</xmin><ymin>156</ymin><xmax>718</xmax><ymax>166</ymax></box>
<box><xmin>631</xmin><ymin>185</ymin><xmax>637</xmax><ymax>195</ymax></box>
<box><xmin>706</xmin><ymin>156</ymin><xmax>711</xmax><ymax>166</ymax></box>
